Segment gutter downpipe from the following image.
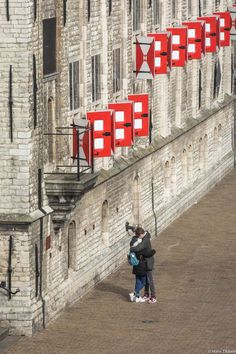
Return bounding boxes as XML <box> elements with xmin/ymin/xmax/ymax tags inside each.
<box><xmin>38</xmin><ymin>168</ymin><xmax>46</xmax><ymax>329</ymax></box>
<box><xmin>8</xmin><ymin>235</ymin><xmax>13</xmax><ymax>300</ymax></box>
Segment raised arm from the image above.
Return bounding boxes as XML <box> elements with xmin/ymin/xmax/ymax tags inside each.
<box><xmin>130</xmin><ymin>238</ymin><xmax>147</xmax><ymax>252</ymax></box>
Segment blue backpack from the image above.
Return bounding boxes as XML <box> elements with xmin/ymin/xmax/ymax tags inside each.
<box><xmin>127</xmin><ymin>252</ymin><xmax>139</xmax><ymax>266</ymax></box>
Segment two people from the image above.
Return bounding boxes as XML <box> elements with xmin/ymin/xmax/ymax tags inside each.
<box><xmin>129</xmin><ymin>226</ymin><xmax>157</xmax><ymax>304</ymax></box>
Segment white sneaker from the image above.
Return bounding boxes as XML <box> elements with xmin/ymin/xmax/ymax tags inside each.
<box><xmin>129</xmin><ymin>293</ymin><xmax>135</xmax><ymax>302</ymax></box>
<box><xmin>134</xmin><ymin>296</ymin><xmax>146</xmax><ymax>303</ymax></box>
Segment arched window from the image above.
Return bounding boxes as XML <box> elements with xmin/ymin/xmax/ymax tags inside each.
<box><xmin>132</xmin><ymin>174</ymin><xmax>140</xmax><ymax>224</ymax></box>
<box><xmin>48</xmin><ymin>97</ymin><xmax>56</xmax><ymax>163</ymax></box>
<box><xmin>218</xmin><ymin>124</ymin><xmax>222</xmax><ymax>141</ymax></box>
<box><xmin>212</xmin><ymin>127</ymin><xmax>217</xmax><ymax>163</ymax></box>
<box><xmin>101</xmin><ymin>200</ymin><xmax>109</xmax><ymax>246</ymax></box>
<box><xmin>170</xmin><ymin>157</ymin><xmax>177</xmax><ymax>196</ymax></box>
<box><xmin>217</xmin><ymin>124</ymin><xmax>223</xmax><ymax>163</ymax></box>
<box><xmin>182</xmin><ymin>149</ymin><xmax>188</xmax><ymax>188</ymax></box>
<box><xmin>68</xmin><ymin>221</ymin><xmax>77</xmax><ymax>271</ymax></box>
<box><xmin>204</xmin><ymin>134</ymin><xmax>208</xmax><ymax>171</ymax></box>
<box><xmin>213</xmin><ymin>59</ymin><xmax>221</xmax><ymax>100</ymax></box>
<box><xmin>164</xmin><ymin>161</ymin><xmax>171</xmax><ymax>199</ymax></box>
<box><xmin>187</xmin><ymin>145</ymin><xmax>194</xmax><ymax>182</ymax></box>
<box><xmin>199</xmin><ymin>137</ymin><xmax>204</xmax><ymax>173</ymax></box>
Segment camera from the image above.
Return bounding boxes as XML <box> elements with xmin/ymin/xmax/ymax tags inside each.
<box><xmin>125</xmin><ymin>221</ymin><xmax>136</xmax><ymax>233</ymax></box>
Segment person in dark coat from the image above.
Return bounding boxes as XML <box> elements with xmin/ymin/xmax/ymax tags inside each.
<box><xmin>130</xmin><ymin>227</ymin><xmax>157</xmax><ymax>304</ymax></box>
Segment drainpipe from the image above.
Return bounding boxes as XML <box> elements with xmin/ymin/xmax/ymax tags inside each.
<box><xmin>39</xmin><ymin>218</ymin><xmax>46</xmax><ymax>329</ymax></box>
<box><xmin>38</xmin><ymin>169</ymin><xmax>46</xmax><ymax>328</ymax></box>
<box><xmin>0</xmin><ymin>236</ymin><xmax>20</xmax><ymax>298</ymax></box>
<box><xmin>151</xmin><ymin>177</ymin><xmax>158</xmax><ymax>237</ymax></box>
<box><xmin>7</xmin><ymin>235</ymin><xmax>13</xmax><ymax>300</ymax></box>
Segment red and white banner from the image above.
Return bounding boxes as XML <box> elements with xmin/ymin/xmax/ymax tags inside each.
<box><xmin>87</xmin><ymin>110</ymin><xmax>114</xmax><ymax>157</ymax></box>
<box><xmin>182</xmin><ymin>21</ymin><xmax>205</xmax><ymax>60</ymax></box>
<box><xmin>108</xmin><ymin>102</ymin><xmax>134</xmax><ymax>148</ymax></box>
<box><xmin>213</xmin><ymin>12</ymin><xmax>232</xmax><ymax>46</ymax></box>
<box><xmin>72</xmin><ymin>119</ymin><xmax>92</xmax><ymax>166</ymax></box>
<box><xmin>166</xmin><ymin>27</ymin><xmax>188</xmax><ymax>67</ymax></box>
<box><xmin>197</xmin><ymin>16</ymin><xmax>220</xmax><ymax>52</ymax></box>
<box><xmin>128</xmin><ymin>94</ymin><xmax>149</xmax><ymax>137</ymax></box>
<box><xmin>135</xmin><ymin>36</ymin><xmax>155</xmax><ymax>79</ymax></box>
<box><xmin>148</xmin><ymin>32</ymin><xmax>172</xmax><ymax>74</ymax></box>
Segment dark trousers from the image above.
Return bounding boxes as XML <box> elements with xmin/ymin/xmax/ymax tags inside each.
<box><xmin>145</xmin><ymin>270</ymin><xmax>156</xmax><ymax>297</ymax></box>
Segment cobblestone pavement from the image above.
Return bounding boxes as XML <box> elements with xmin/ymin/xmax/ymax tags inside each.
<box><xmin>2</xmin><ymin>170</ymin><xmax>236</xmax><ymax>354</ymax></box>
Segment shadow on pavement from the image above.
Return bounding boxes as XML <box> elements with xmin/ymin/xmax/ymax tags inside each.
<box><xmin>95</xmin><ymin>281</ymin><xmax>130</xmax><ymax>300</ymax></box>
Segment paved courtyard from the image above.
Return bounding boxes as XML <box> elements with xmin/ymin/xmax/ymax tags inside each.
<box><xmin>1</xmin><ymin>170</ymin><xmax>236</xmax><ymax>354</ymax></box>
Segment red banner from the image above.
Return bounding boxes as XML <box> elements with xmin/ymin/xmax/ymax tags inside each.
<box><xmin>128</xmin><ymin>94</ymin><xmax>149</xmax><ymax>137</ymax></box>
<box><xmin>87</xmin><ymin>111</ymin><xmax>114</xmax><ymax>157</ymax></box>
<box><xmin>167</xmin><ymin>27</ymin><xmax>188</xmax><ymax>67</ymax></box>
<box><xmin>108</xmin><ymin>102</ymin><xmax>134</xmax><ymax>148</ymax></box>
<box><xmin>182</xmin><ymin>21</ymin><xmax>205</xmax><ymax>60</ymax></box>
<box><xmin>148</xmin><ymin>32</ymin><xmax>172</xmax><ymax>74</ymax></box>
<box><xmin>213</xmin><ymin>12</ymin><xmax>232</xmax><ymax>46</ymax></box>
<box><xmin>197</xmin><ymin>16</ymin><xmax>220</xmax><ymax>52</ymax></box>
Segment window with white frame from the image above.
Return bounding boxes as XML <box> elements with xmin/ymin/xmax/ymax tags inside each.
<box><xmin>92</xmin><ymin>54</ymin><xmax>101</xmax><ymax>102</ymax></box>
<box><xmin>69</xmin><ymin>61</ymin><xmax>80</xmax><ymax>111</ymax></box>
<box><xmin>133</xmin><ymin>0</ymin><xmax>141</xmax><ymax>31</ymax></box>
<box><xmin>113</xmin><ymin>48</ymin><xmax>121</xmax><ymax>93</ymax></box>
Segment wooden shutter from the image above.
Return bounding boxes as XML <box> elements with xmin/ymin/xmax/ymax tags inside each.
<box><xmin>43</xmin><ymin>18</ymin><xmax>56</xmax><ymax>76</ymax></box>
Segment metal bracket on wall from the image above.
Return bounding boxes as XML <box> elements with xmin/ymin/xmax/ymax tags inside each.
<box><xmin>0</xmin><ymin>281</ymin><xmax>20</xmax><ymax>298</ymax></box>
<box><xmin>44</xmin><ymin>124</ymin><xmax>94</xmax><ymax>181</ymax></box>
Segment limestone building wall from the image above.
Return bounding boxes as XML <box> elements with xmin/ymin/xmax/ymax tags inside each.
<box><xmin>0</xmin><ymin>0</ymin><xmax>235</xmax><ymax>335</ymax></box>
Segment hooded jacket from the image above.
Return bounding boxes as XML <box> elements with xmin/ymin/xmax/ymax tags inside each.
<box><xmin>130</xmin><ymin>231</ymin><xmax>154</xmax><ymax>271</ymax></box>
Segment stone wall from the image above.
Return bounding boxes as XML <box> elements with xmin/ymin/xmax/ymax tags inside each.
<box><xmin>37</xmin><ymin>100</ymin><xmax>234</xmax><ymax>330</ymax></box>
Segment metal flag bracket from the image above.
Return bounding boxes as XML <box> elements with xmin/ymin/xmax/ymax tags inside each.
<box><xmin>44</xmin><ymin>121</ymin><xmax>94</xmax><ymax>181</ymax></box>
